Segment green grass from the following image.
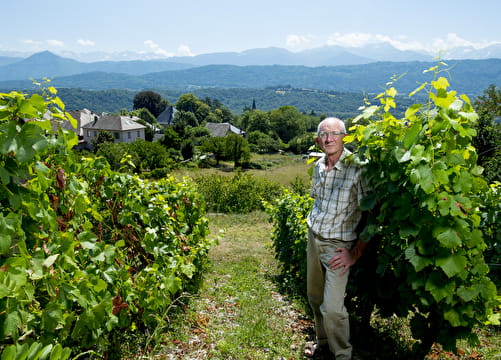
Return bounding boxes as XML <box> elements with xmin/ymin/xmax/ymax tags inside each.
<box><xmin>172</xmin><ymin>153</ymin><xmax>311</xmax><ymax>189</ymax></box>
<box><xmin>151</xmin><ymin>212</ymin><xmax>310</xmax><ymax>359</ymax></box>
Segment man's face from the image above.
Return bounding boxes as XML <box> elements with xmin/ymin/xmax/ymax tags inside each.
<box><xmin>316</xmin><ymin>121</ymin><xmax>345</xmax><ymax>156</ymax></box>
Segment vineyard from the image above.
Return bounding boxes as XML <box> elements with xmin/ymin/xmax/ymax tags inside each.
<box><xmin>0</xmin><ymin>87</ymin><xmax>215</xmax><ymax>358</ymax></box>
<box><xmin>0</xmin><ymin>63</ymin><xmax>499</xmax><ymax>359</ymax></box>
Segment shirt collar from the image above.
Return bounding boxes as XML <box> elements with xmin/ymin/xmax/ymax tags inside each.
<box><xmin>321</xmin><ymin>148</ymin><xmax>351</xmax><ymax>170</ymax></box>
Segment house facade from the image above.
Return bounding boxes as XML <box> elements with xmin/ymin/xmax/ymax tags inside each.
<box><xmin>82</xmin><ymin>114</ymin><xmax>146</xmax><ymax>148</ymax></box>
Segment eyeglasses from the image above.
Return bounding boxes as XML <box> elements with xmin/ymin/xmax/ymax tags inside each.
<box><xmin>318</xmin><ymin>131</ymin><xmax>346</xmax><ymax>139</ymax></box>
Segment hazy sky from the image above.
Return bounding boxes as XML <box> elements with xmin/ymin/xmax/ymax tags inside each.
<box><xmin>4</xmin><ymin>0</ymin><xmax>500</xmax><ymax>57</ymax></box>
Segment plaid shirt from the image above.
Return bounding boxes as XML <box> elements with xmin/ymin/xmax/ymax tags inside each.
<box><xmin>307</xmin><ymin>148</ymin><xmax>368</xmax><ymax>241</ymax></box>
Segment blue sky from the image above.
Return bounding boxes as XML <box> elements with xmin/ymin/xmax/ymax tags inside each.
<box><xmin>3</xmin><ymin>0</ymin><xmax>500</xmax><ymax>58</ymax></box>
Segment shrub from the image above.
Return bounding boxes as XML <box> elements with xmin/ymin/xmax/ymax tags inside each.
<box><xmin>195</xmin><ymin>171</ymin><xmax>282</xmax><ymax>213</ymax></box>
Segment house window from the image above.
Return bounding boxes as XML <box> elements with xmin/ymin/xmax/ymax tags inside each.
<box><xmin>94</xmin><ymin>131</ymin><xmax>97</xmax><ymax>137</ymax></box>
<box><xmin>87</xmin><ymin>130</ymin><xmax>91</xmax><ymax>137</ymax></box>
<box><xmin>128</xmin><ymin>132</ymin><xmax>131</xmax><ymax>139</ymax></box>
<box><xmin>114</xmin><ymin>132</ymin><xmax>120</xmax><ymax>140</ymax></box>
<box><xmin>137</xmin><ymin>131</ymin><xmax>140</xmax><ymax>137</ymax></box>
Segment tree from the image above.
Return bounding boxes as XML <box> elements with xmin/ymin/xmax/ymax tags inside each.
<box><xmin>287</xmin><ymin>132</ymin><xmax>315</xmax><ymax>154</ymax></box>
<box><xmin>91</xmin><ymin>130</ymin><xmax>115</xmax><ymax>152</ymax></box>
<box><xmin>202</xmin><ymin>96</ymin><xmax>235</xmax><ymax>123</ymax></box>
<box><xmin>269</xmin><ymin>106</ymin><xmax>307</xmax><ymax>143</ymax></box>
<box><xmin>160</xmin><ymin>127</ymin><xmax>182</xmax><ymax>150</ymax></box>
<box><xmin>201</xmin><ymin>137</ymin><xmax>226</xmax><ymax>166</ymax></box>
<box><xmin>180</xmin><ymin>139</ymin><xmax>194</xmax><ymax>160</ymax></box>
<box><xmin>127</xmin><ymin>139</ymin><xmax>170</xmax><ymax>172</ymax></box>
<box><xmin>96</xmin><ymin>142</ymin><xmax>131</xmax><ymax>171</ymax></box>
<box><xmin>247</xmin><ymin>130</ymin><xmax>280</xmax><ymax>154</ymax></box>
<box><xmin>225</xmin><ymin>133</ymin><xmax>250</xmax><ymax>167</ymax></box>
<box><xmin>187</xmin><ymin>126</ymin><xmax>211</xmax><ymax>146</ymax></box>
<box><xmin>133</xmin><ymin>91</ymin><xmax>166</xmax><ymax>118</ymax></box>
<box><xmin>247</xmin><ymin>110</ymin><xmax>272</xmax><ymax>133</ymax></box>
<box><xmin>134</xmin><ymin>107</ymin><xmax>157</xmax><ymax>125</ymax></box>
<box><xmin>173</xmin><ymin>110</ymin><xmax>199</xmax><ymax>129</ymax></box>
<box><xmin>175</xmin><ymin>93</ymin><xmax>211</xmax><ymax>123</ymax></box>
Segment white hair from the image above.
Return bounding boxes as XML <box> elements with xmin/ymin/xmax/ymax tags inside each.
<box><xmin>317</xmin><ymin>117</ymin><xmax>346</xmax><ymax>135</ymax></box>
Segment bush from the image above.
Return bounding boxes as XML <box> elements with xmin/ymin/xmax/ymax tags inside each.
<box><xmin>195</xmin><ymin>171</ymin><xmax>282</xmax><ymax>213</ymax></box>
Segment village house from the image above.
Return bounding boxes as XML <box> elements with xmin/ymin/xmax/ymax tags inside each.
<box><xmin>67</xmin><ymin>109</ymin><xmax>98</xmax><ymax>137</ymax></box>
<box><xmin>82</xmin><ymin>114</ymin><xmax>146</xmax><ymax>148</ymax></box>
<box><xmin>156</xmin><ymin>105</ymin><xmax>177</xmax><ymax>127</ymax></box>
<box><xmin>205</xmin><ymin>122</ymin><xmax>245</xmax><ymax>137</ymax></box>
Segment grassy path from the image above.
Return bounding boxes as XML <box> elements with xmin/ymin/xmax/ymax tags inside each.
<box><xmin>143</xmin><ymin>211</ymin><xmax>498</xmax><ymax>360</ymax></box>
<box><xmin>155</xmin><ymin>211</ymin><xmax>313</xmax><ymax>359</ymax></box>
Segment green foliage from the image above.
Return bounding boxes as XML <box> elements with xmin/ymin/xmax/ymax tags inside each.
<box><xmin>240</xmin><ymin>110</ymin><xmax>272</xmax><ymax>133</ymax></box>
<box><xmin>175</xmin><ymin>93</ymin><xmax>210</xmax><ymax>123</ymax></box>
<box><xmin>201</xmin><ymin>96</ymin><xmax>235</xmax><ymax>123</ymax></box>
<box><xmin>0</xmin><ymin>88</ymin><xmax>213</xmax><ymax>357</ymax></box>
<box><xmin>345</xmin><ymin>64</ymin><xmax>499</xmax><ymax>355</ymax></box>
<box><xmin>247</xmin><ymin>130</ymin><xmax>281</xmax><ymax>154</ymax></box>
<box><xmin>134</xmin><ymin>107</ymin><xmax>157</xmax><ymax>125</ymax></box>
<box><xmin>96</xmin><ymin>139</ymin><xmax>173</xmax><ymax>173</ymax></box>
<box><xmin>96</xmin><ymin>142</ymin><xmax>130</xmax><ymax>171</ymax></box>
<box><xmin>91</xmin><ymin>130</ymin><xmax>114</xmax><ymax>151</ymax></box>
<box><xmin>200</xmin><ymin>137</ymin><xmax>226</xmax><ymax>165</ymax></box>
<box><xmin>133</xmin><ymin>90</ymin><xmax>166</xmax><ymax>118</ymax></box>
<box><xmin>269</xmin><ymin>106</ymin><xmax>307</xmax><ymax>144</ymax></box>
<box><xmin>127</xmin><ymin>139</ymin><xmax>171</xmax><ymax>171</ymax></box>
<box><xmin>180</xmin><ymin>139</ymin><xmax>195</xmax><ymax>160</ymax></box>
<box><xmin>264</xmin><ymin>190</ymin><xmax>313</xmax><ymax>296</ymax></box>
<box><xmin>224</xmin><ymin>133</ymin><xmax>251</xmax><ymax>167</ymax></box>
<box><xmin>54</xmin><ymin>87</ymin><xmax>369</xmax><ymax>118</ymax></box>
<box><xmin>159</xmin><ymin>127</ymin><xmax>182</xmax><ymax>150</ymax></box>
<box><xmin>174</xmin><ymin>110</ymin><xmax>199</xmax><ymax>128</ymax></box>
<box><xmin>472</xmin><ymin>84</ymin><xmax>501</xmax><ymax>183</ymax></box>
<box><xmin>478</xmin><ymin>182</ymin><xmax>501</xmax><ymax>284</ymax></box>
<box><xmin>195</xmin><ymin>171</ymin><xmax>282</xmax><ymax>213</ymax></box>
<box><xmin>287</xmin><ymin>132</ymin><xmax>316</xmax><ymax>155</ymax></box>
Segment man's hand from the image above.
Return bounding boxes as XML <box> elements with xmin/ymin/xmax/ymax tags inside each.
<box><xmin>327</xmin><ymin>239</ymin><xmax>368</xmax><ymax>276</ymax></box>
<box><xmin>328</xmin><ymin>248</ymin><xmax>356</xmax><ymax>276</ymax></box>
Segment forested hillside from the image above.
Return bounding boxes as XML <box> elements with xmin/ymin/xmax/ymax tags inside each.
<box><xmin>1</xmin><ymin>59</ymin><xmax>499</xmax><ymax>96</ymax></box>
<box><xmin>51</xmin><ymin>87</ymin><xmax>419</xmax><ymax>117</ymax></box>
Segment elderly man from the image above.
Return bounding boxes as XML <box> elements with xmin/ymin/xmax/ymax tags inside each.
<box><xmin>305</xmin><ymin>117</ymin><xmax>369</xmax><ymax>360</ymax></box>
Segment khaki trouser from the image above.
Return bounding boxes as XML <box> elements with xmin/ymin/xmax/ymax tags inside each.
<box><xmin>307</xmin><ymin>228</ymin><xmax>354</xmax><ymax>360</ymax></box>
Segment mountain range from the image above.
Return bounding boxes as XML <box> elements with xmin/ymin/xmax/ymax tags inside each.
<box><xmin>0</xmin><ymin>45</ymin><xmax>499</xmax><ymax>96</ymax></box>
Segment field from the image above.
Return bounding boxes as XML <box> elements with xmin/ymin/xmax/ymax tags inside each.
<box><xmin>172</xmin><ymin>153</ymin><xmax>312</xmax><ymax>187</ymax></box>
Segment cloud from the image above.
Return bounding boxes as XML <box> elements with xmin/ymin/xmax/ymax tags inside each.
<box><xmin>144</xmin><ymin>40</ymin><xmax>174</xmax><ymax>57</ymax></box>
<box><xmin>177</xmin><ymin>45</ymin><xmax>194</xmax><ymax>57</ymax></box>
<box><xmin>46</xmin><ymin>39</ymin><xmax>64</xmax><ymax>47</ymax></box>
<box><xmin>286</xmin><ymin>34</ymin><xmax>315</xmax><ymax>49</ymax></box>
<box><xmin>78</xmin><ymin>39</ymin><xmax>95</xmax><ymax>47</ymax></box>
<box><xmin>23</xmin><ymin>39</ymin><xmax>42</xmax><ymax>46</ymax></box>
<box><xmin>325</xmin><ymin>32</ymin><xmax>500</xmax><ymax>53</ymax></box>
